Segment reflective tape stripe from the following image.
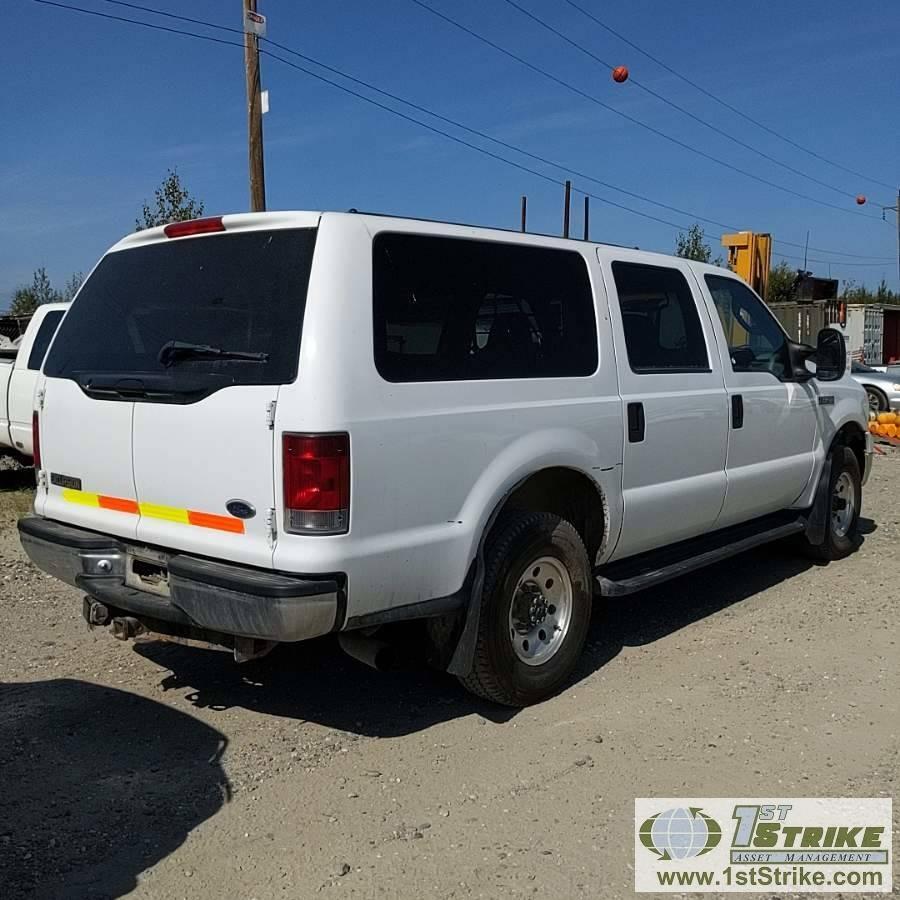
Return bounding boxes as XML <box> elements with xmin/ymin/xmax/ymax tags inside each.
<box><xmin>63</xmin><ymin>488</ymin><xmax>100</xmax><ymax>507</ymax></box>
<box><xmin>139</xmin><ymin>502</ymin><xmax>190</xmax><ymax>525</ymax></box>
<box><xmin>60</xmin><ymin>489</ymin><xmax>244</xmax><ymax>534</ymax></box>
<box><xmin>98</xmin><ymin>495</ymin><xmax>140</xmax><ymax>515</ymax></box>
<box><xmin>187</xmin><ymin>510</ymin><xmax>245</xmax><ymax>534</ymax></box>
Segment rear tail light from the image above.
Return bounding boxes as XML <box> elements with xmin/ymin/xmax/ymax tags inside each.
<box><xmin>283</xmin><ymin>433</ymin><xmax>350</xmax><ymax>535</ymax></box>
<box><xmin>163</xmin><ymin>216</ymin><xmax>225</xmax><ymax>238</ymax></box>
<box><xmin>32</xmin><ymin>411</ymin><xmax>41</xmax><ymax>470</ymax></box>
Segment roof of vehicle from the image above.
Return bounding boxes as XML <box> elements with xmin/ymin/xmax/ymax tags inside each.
<box><xmin>107</xmin><ymin>209</ymin><xmax>740</xmax><ymax>277</ymax></box>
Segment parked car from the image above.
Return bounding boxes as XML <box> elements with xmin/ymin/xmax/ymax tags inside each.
<box><xmin>0</xmin><ymin>302</ymin><xmax>67</xmax><ymax>463</ymax></box>
<box><xmin>850</xmin><ymin>361</ymin><xmax>900</xmax><ymax>413</ymax></box>
<box><xmin>19</xmin><ymin>212</ymin><xmax>871</xmax><ymax>706</ymax></box>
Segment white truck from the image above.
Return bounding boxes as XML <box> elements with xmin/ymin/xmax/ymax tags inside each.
<box><xmin>0</xmin><ymin>302</ymin><xmax>68</xmax><ymax>463</ymax></box>
<box><xmin>19</xmin><ymin>212</ymin><xmax>872</xmax><ymax>706</ymax></box>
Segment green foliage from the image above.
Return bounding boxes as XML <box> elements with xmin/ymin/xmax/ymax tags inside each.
<box><xmin>675</xmin><ymin>223</ymin><xmax>712</xmax><ymax>262</ymax></box>
<box><xmin>840</xmin><ymin>278</ymin><xmax>900</xmax><ymax>305</ymax></box>
<box><xmin>136</xmin><ymin>168</ymin><xmax>204</xmax><ymax>231</ymax></box>
<box><xmin>7</xmin><ymin>267</ymin><xmax>83</xmax><ymax>316</ymax></box>
<box><xmin>675</xmin><ymin>223</ymin><xmax>724</xmax><ymax>266</ymax></box>
<box><xmin>765</xmin><ymin>261</ymin><xmax>799</xmax><ymax>304</ymax></box>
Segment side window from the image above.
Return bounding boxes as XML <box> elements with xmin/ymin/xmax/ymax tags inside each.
<box><xmin>705</xmin><ymin>275</ymin><xmax>788</xmax><ymax>379</ymax></box>
<box><xmin>26</xmin><ymin>309</ymin><xmax>65</xmax><ymax>371</ymax></box>
<box><xmin>373</xmin><ymin>234</ymin><xmax>597</xmax><ymax>382</ymax></box>
<box><xmin>611</xmin><ymin>262</ymin><xmax>709</xmax><ymax>373</ymax></box>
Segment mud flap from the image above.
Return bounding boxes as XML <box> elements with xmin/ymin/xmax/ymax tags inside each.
<box><xmin>805</xmin><ymin>453</ymin><xmax>832</xmax><ymax>546</ymax></box>
<box><xmin>446</xmin><ymin>554</ymin><xmax>485</xmax><ymax>677</ymax></box>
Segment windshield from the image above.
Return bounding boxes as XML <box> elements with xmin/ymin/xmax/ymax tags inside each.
<box><xmin>44</xmin><ymin>228</ymin><xmax>316</xmax><ymax>394</ymax></box>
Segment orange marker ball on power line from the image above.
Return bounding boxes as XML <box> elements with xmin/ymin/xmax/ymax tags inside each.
<box><xmin>856</xmin><ymin>195</ymin><xmax>867</xmax><ymax>205</ymax></box>
<box><xmin>612</xmin><ymin>65</ymin><xmax>629</xmax><ymax>83</ymax></box>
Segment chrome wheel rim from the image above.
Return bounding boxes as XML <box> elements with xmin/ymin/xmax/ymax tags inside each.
<box><xmin>508</xmin><ymin>556</ymin><xmax>572</xmax><ymax>666</ymax></box>
<box><xmin>866</xmin><ymin>389</ymin><xmax>882</xmax><ymax>413</ymax></box>
<box><xmin>831</xmin><ymin>471</ymin><xmax>856</xmax><ymax>538</ymax></box>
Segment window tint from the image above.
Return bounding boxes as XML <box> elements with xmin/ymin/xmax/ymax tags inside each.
<box><xmin>44</xmin><ymin>229</ymin><xmax>317</xmax><ymax>392</ymax></box>
<box><xmin>611</xmin><ymin>262</ymin><xmax>709</xmax><ymax>373</ymax></box>
<box><xmin>373</xmin><ymin>233</ymin><xmax>597</xmax><ymax>382</ymax></box>
<box><xmin>705</xmin><ymin>274</ymin><xmax>788</xmax><ymax>379</ymax></box>
<box><xmin>27</xmin><ymin>309</ymin><xmax>65</xmax><ymax>370</ymax></box>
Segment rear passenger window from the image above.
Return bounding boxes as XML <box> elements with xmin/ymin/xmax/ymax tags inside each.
<box><xmin>373</xmin><ymin>234</ymin><xmax>597</xmax><ymax>382</ymax></box>
<box><xmin>611</xmin><ymin>262</ymin><xmax>709</xmax><ymax>373</ymax></box>
<box><xmin>27</xmin><ymin>309</ymin><xmax>65</xmax><ymax>371</ymax></box>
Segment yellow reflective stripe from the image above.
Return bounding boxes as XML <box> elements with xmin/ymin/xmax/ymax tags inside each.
<box><xmin>139</xmin><ymin>502</ymin><xmax>191</xmax><ymax>524</ymax></box>
<box><xmin>62</xmin><ymin>488</ymin><xmax>100</xmax><ymax>507</ymax></box>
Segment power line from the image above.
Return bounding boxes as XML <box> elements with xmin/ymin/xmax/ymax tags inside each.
<box><xmin>91</xmin><ymin>2</ymin><xmax>894</xmax><ymax>261</ymax></box>
<box><xmin>31</xmin><ymin>0</ymin><xmax>895</xmax><ymax>268</ymax></box>
<box><xmin>560</xmin><ymin>0</ymin><xmax>896</xmax><ymax>193</ymax></box>
<box><xmin>407</xmin><ymin>0</ymin><xmax>883</xmax><ymax>222</ymax></box>
<box><xmin>498</xmin><ymin>0</ymin><xmax>879</xmax><ymax>204</ymax></box>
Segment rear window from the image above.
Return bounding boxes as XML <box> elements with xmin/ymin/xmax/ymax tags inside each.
<box><xmin>373</xmin><ymin>233</ymin><xmax>597</xmax><ymax>382</ymax></box>
<box><xmin>44</xmin><ymin>228</ymin><xmax>316</xmax><ymax>393</ymax></box>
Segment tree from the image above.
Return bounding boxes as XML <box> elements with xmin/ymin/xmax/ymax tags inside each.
<box><xmin>674</xmin><ymin>223</ymin><xmax>723</xmax><ymax>265</ymax></box>
<box><xmin>765</xmin><ymin>261</ymin><xmax>799</xmax><ymax>304</ymax></box>
<box><xmin>135</xmin><ymin>168</ymin><xmax>204</xmax><ymax>231</ymax></box>
<box><xmin>62</xmin><ymin>272</ymin><xmax>84</xmax><ymax>302</ymax></box>
<box><xmin>9</xmin><ymin>267</ymin><xmax>59</xmax><ymax>316</ymax></box>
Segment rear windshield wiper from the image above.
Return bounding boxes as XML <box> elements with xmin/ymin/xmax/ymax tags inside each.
<box><xmin>158</xmin><ymin>340</ymin><xmax>269</xmax><ymax>367</ymax></box>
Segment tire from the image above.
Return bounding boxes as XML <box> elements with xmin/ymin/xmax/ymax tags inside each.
<box><xmin>458</xmin><ymin>511</ymin><xmax>592</xmax><ymax>707</ymax></box>
<box><xmin>802</xmin><ymin>446</ymin><xmax>862</xmax><ymax>561</ymax></box>
<box><xmin>864</xmin><ymin>386</ymin><xmax>888</xmax><ymax>414</ymax></box>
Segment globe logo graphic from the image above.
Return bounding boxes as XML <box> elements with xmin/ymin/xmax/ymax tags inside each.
<box><xmin>639</xmin><ymin>807</ymin><xmax>722</xmax><ymax>860</ymax></box>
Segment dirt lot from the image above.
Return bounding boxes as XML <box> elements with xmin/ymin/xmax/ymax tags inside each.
<box><xmin>0</xmin><ymin>456</ymin><xmax>897</xmax><ymax>899</ymax></box>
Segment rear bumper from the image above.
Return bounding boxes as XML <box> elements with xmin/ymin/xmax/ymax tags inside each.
<box><xmin>18</xmin><ymin>515</ymin><xmax>343</xmax><ymax>642</ymax></box>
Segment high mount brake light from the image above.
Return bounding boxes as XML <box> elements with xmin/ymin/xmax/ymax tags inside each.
<box><xmin>163</xmin><ymin>217</ymin><xmax>226</xmax><ymax>238</ymax></box>
<box><xmin>283</xmin><ymin>433</ymin><xmax>350</xmax><ymax>535</ymax></box>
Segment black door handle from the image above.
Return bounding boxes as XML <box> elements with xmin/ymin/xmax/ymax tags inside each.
<box><xmin>732</xmin><ymin>394</ymin><xmax>744</xmax><ymax>429</ymax></box>
<box><xmin>627</xmin><ymin>402</ymin><xmax>645</xmax><ymax>443</ymax></box>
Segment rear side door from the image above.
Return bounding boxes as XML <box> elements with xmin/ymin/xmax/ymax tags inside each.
<box><xmin>698</xmin><ymin>272</ymin><xmax>818</xmax><ymax>527</ymax></box>
<box><xmin>601</xmin><ymin>253</ymin><xmax>729</xmax><ymax>560</ymax></box>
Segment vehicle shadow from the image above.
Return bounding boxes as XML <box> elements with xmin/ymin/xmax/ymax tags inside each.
<box><xmin>0</xmin><ymin>465</ymin><xmax>35</xmax><ymax>492</ymax></box>
<box><xmin>0</xmin><ymin>678</ymin><xmax>229</xmax><ymax>899</ymax></box>
<box><xmin>133</xmin><ymin>532</ymin><xmax>873</xmax><ymax>737</ymax></box>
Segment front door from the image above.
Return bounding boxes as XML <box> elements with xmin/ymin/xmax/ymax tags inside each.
<box><xmin>698</xmin><ymin>272</ymin><xmax>818</xmax><ymax>528</ymax></box>
<box><xmin>601</xmin><ymin>252</ymin><xmax>729</xmax><ymax>561</ymax></box>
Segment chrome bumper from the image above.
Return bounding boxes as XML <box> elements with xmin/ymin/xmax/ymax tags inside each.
<box><xmin>18</xmin><ymin>516</ymin><xmax>342</xmax><ymax>642</ymax></box>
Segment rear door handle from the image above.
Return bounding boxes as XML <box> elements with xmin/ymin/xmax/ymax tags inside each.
<box><xmin>732</xmin><ymin>394</ymin><xmax>744</xmax><ymax>429</ymax></box>
<box><xmin>627</xmin><ymin>402</ymin><xmax>645</xmax><ymax>443</ymax></box>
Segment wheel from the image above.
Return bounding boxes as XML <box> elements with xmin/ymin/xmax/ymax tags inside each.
<box><xmin>802</xmin><ymin>446</ymin><xmax>862</xmax><ymax>561</ymax></box>
<box><xmin>459</xmin><ymin>511</ymin><xmax>592</xmax><ymax>707</ymax></box>
<box><xmin>864</xmin><ymin>385</ymin><xmax>888</xmax><ymax>414</ymax></box>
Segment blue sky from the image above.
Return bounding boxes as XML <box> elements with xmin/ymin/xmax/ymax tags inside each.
<box><xmin>3</xmin><ymin>0</ymin><xmax>898</xmax><ymax>305</ymax></box>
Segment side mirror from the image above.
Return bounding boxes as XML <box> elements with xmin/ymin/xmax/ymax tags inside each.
<box><xmin>814</xmin><ymin>327</ymin><xmax>847</xmax><ymax>382</ymax></box>
<box><xmin>786</xmin><ymin>341</ymin><xmax>815</xmax><ymax>382</ymax></box>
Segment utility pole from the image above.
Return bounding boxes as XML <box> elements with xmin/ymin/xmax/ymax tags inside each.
<box><xmin>562</xmin><ymin>180</ymin><xmax>571</xmax><ymax>238</ymax></box>
<box><xmin>885</xmin><ymin>189</ymin><xmax>900</xmax><ymax>282</ymax></box>
<box><xmin>520</xmin><ymin>195</ymin><xmax>527</xmax><ymax>233</ymax></box>
<box><xmin>583</xmin><ymin>195</ymin><xmax>590</xmax><ymax>241</ymax></box>
<box><xmin>243</xmin><ymin>0</ymin><xmax>266</xmax><ymax>211</ymax></box>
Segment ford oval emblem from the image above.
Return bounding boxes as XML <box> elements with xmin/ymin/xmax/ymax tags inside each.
<box><xmin>226</xmin><ymin>499</ymin><xmax>256</xmax><ymax>520</ymax></box>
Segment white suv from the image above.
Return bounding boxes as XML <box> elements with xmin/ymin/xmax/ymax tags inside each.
<box><xmin>20</xmin><ymin>211</ymin><xmax>872</xmax><ymax>706</ymax></box>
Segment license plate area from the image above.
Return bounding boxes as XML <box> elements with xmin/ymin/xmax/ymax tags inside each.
<box><xmin>125</xmin><ymin>547</ymin><xmax>170</xmax><ymax>597</ymax></box>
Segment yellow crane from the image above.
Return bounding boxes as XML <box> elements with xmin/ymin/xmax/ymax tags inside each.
<box><xmin>721</xmin><ymin>231</ymin><xmax>772</xmax><ymax>298</ymax></box>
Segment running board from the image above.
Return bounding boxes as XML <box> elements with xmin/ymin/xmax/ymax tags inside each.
<box><xmin>595</xmin><ymin>516</ymin><xmax>806</xmax><ymax>597</ymax></box>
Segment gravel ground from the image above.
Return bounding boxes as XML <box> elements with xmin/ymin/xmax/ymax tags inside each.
<box><xmin>0</xmin><ymin>456</ymin><xmax>897</xmax><ymax>899</ymax></box>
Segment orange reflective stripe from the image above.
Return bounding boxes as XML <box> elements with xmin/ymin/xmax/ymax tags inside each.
<box><xmin>98</xmin><ymin>495</ymin><xmax>140</xmax><ymax>515</ymax></box>
<box><xmin>62</xmin><ymin>489</ymin><xmax>244</xmax><ymax>533</ymax></box>
<box><xmin>187</xmin><ymin>510</ymin><xmax>245</xmax><ymax>534</ymax></box>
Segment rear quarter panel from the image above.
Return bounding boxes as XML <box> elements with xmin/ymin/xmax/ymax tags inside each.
<box><xmin>272</xmin><ymin>215</ymin><xmax>623</xmax><ymax>619</ymax></box>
